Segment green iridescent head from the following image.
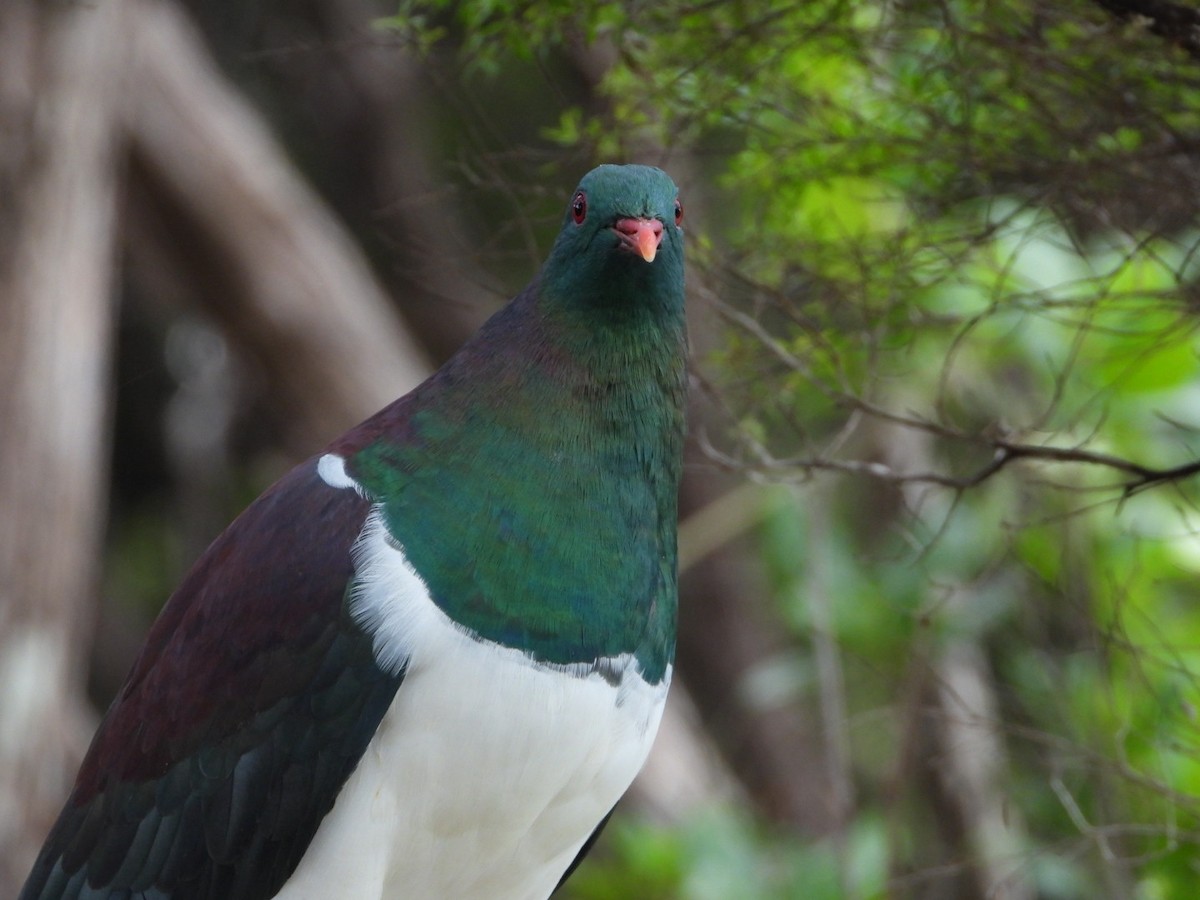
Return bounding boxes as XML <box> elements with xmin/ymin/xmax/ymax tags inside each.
<box><xmin>541</xmin><ymin>164</ymin><xmax>685</xmax><ymax>316</ymax></box>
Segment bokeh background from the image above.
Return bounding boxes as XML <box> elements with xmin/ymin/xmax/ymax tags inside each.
<box><xmin>4</xmin><ymin>1</ymin><xmax>1200</xmax><ymax>897</ymax></box>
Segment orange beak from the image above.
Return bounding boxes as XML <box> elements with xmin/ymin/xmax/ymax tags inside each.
<box><xmin>614</xmin><ymin>217</ymin><xmax>664</xmax><ymax>262</ymax></box>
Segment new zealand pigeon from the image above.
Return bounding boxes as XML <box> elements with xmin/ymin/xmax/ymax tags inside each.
<box><xmin>20</xmin><ymin>164</ymin><xmax>687</xmax><ymax>900</ymax></box>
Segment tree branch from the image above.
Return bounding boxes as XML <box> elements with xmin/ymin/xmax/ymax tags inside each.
<box><xmin>713</xmin><ymin>302</ymin><xmax>1200</xmax><ymax>497</ymax></box>
<box><xmin>0</xmin><ymin>0</ymin><xmax>127</xmax><ymax>891</ymax></box>
<box><xmin>1091</xmin><ymin>0</ymin><xmax>1200</xmax><ymax>61</ymax></box>
<box><xmin>125</xmin><ymin>0</ymin><xmax>431</xmax><ymax>444</ymax></box>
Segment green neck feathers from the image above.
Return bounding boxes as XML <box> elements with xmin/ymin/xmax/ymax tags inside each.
<box><xmin>344</xmin><ymin>165</ymin><xmax>687</xmax><ymax>683</ymax></box>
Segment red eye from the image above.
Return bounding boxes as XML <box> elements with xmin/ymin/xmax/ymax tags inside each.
<box><xmin>674</xmin><ymin>198</ymin><xmax>683</xmax><ymax>226</ymax></box>
<box><xmin>571</xmin><ymin>191</ymin><xmax>587</xmax><ymax>224</ymax></box>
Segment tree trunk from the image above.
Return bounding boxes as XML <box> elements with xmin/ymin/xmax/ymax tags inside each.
<box><xmin>0</xmin><ymin>1</ymin><xmax>127</xmax><ymax>892</ymax></box>
<box><xmin>124</xmin><ymin>0</ymin><xmax>430</xmax><ymax>445</ymax></box>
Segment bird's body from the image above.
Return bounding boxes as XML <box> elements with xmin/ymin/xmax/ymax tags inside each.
<box><xmin>273</xmin><ymin>567</ymin><xmax>666</xmax><ymax>899</ymax></box>
<box><xmin>21</xmin><ymin>164</ymin><xmax>687</xmax><ymax>900</ymax></box>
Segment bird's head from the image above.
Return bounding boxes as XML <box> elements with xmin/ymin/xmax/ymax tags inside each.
<box><xmin>541</xmin><ymin>164</ymin><xmax>684</xmax><ymax>318</ymax></box>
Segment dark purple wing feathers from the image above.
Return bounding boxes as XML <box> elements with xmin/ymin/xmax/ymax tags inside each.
<box><xmin>21</xmin><ymin>460</ymin><xmax>404</xmax><ymax>900</ymax></box>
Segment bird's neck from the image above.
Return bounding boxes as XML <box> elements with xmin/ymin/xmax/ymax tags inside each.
<box><xmin>342</xmin><ymin>286</ymin><xmax>687</xmax><ymax>683</ymax></box>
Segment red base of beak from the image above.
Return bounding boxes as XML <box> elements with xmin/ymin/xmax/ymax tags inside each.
<box><xmin>615</xmin><ymin>217</ymin><xmax>664</xmax><ymax>262</ymax></box>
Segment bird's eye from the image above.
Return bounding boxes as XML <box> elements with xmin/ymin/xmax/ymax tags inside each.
<box><xmin>571</xmin><ymin>192</ymin><xmax>587</xmax><ymax>224</ymax></box>
<box><xmin>674</xmin><ymin>198</ymin><xmax>684</xmax><ymax>226</ymax></box>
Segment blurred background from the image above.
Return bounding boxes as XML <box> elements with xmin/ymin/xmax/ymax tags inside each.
<box><xmin>4</xmin><ymin>1</ymin><xmax>1200</xmax><ymax>897</ymax></box>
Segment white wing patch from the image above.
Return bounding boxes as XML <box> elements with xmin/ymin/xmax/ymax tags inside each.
<box><xmin>316</xmin><ymin>452</ymin><xmax>364</xmax><ymax>494</ymax></box>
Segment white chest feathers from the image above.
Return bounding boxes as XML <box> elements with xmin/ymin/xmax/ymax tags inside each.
<box><xmin>276</xmin><ymin>490</ymin><xmax>670</xmax><ymax>899</ymax></box>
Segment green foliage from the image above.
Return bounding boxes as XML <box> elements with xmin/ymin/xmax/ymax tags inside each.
<box><xmin>390</xmin><ymin>0</ymin><xmax>1200</xmax><ymax>895</ymax></box>
<box><xmin>567</xmin><ymin>809</ymin><xmax>889</xmax><ymax>900</ymax></box>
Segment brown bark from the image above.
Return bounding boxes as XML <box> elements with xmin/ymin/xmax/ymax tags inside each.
<box><xmin>0</xmin><ymin>1</ymin><xmax>128</xmax><ymax>891</ymax></box>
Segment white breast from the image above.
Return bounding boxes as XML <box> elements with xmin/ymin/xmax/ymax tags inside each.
<box><xmin>275</xmin><ymin>486</ymin><xmax>669</xmax><ymax>899</ymax></box>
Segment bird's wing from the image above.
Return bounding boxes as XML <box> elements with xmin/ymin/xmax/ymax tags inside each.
<box><xmin>21</xmin><ymin>460</ymin><xmax>404</xmax><ymax>900</ymax></box>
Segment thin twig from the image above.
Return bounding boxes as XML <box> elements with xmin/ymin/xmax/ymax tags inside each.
<box><xmin>712</xmin><ymin>303</ymin><xmax>1200</xmax><ymax>496</ymax></box>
